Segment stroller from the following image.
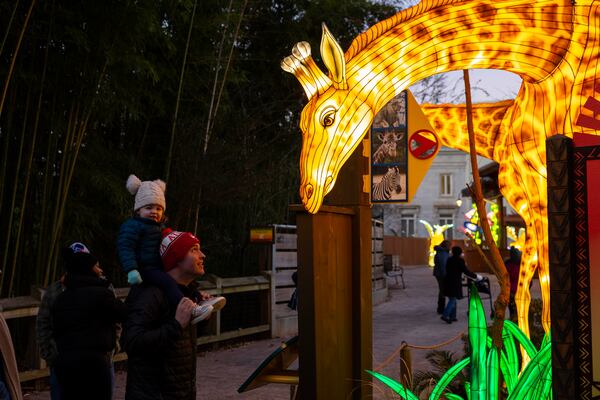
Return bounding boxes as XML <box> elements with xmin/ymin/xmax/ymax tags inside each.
<box><xmin>463</xmin><ymin>275</ymin><xmax>494</xmax><ymax>318</ymax></box>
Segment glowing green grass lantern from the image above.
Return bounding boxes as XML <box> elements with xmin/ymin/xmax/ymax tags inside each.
<box><xmin>367</xmin><ymin>284</ymin><xmax>553</xmax><ymax>400</ymax></box>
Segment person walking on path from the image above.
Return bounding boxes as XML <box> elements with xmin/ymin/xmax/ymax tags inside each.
<box><xmin>52</xmin><ymin>243</ymin><xmax>127</xmax><ymax>400</ymax></box>
<box><xmin>504</xmin><ymin>246</ymin><xmax>522</xmax><ymax>321</ymax></box>
<box><xmin>441</xmin><ymin>246</ymin><xmax>480</xmax><ymax>324</ymax></box>
<box><xmin>433</xmin><ymin>240</ymin><xmax>450</xmax><ymax>314</ymax></box>
<box><xmin>122</xmin><ymin>230</ymin><xmax>214</xmax><ymax>400</ymax></box>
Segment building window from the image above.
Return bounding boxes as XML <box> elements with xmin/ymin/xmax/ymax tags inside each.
<box><xmin>439</xmin><ymin>213</ymin><xmax>454</xmax><ymax>240</ymax></box>
<box><xmin>440</xmin><ymin>174</ymin><xmax>452</xmax><ymax>197</ymax></box>
<box><xmin>399</xmin><ymin>213</ymin><xmax>416</xmax><ymax>237</ymax></box>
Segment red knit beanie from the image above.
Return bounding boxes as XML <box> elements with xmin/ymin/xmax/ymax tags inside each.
<box><xmin>160</xmin><ymin>229</ymin><xmax>200</xmax><ymax>272</ymax></box>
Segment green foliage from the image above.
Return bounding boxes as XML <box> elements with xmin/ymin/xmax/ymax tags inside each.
<box><xmin>368</xmin><ymin>285</ymin><xmax>553</xmax><ymax>400</ymax></box>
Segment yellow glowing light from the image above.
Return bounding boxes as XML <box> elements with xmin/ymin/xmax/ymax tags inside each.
<box><xmin>282</xmin><ymin>0</ymin><xmax>600</xmax><ymax>340</ymax></box>
<box><xmin>506</xmin><ymin>226</ymin><xmax>526</xmax><ymax>251</ymax></box>
<box><xmin>419</xmin><ymin>220</ymin><xmax>453</xmax><ymax>267</ymax></box>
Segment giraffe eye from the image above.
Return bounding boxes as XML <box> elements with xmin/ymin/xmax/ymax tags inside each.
<box><xmin>319</xmin><ymin>107</ymin><xmax>336</xmax><ymax>127</ymax></box>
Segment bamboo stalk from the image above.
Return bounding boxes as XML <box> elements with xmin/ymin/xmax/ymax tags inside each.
<box><xmin>203</xmin><ymin>0</ymin><xmax>248</xmax><ymax>155</ymax></box>
<box><xmin>46</xmin><ymin>103</ymin><xmax>77</xmax><ymax>283</ymax></box>
<box><xmin>0</xmin><ymin>89</ymin><xmax>31</xmax><ymax>295</ymax></box>
<box><xmin>38</xmin><ymin>128</ymin><xmax>55</xmax><ymax>286</ymax></box>
<box><xmin>0</xmin><ymin>0</ymin><xmax>21</xmax><ymax>60</ymax></box>
<box><xmin>0</xmin><ymin>0</ymin><xmax>36</xmax><ymax>119</ymax></box>
<box><xmin>7</xmin><ymin>25</ymin><xmax>50</xmax><ymax>296</ymax></box>
<box><xmin>134</xmin><ymin>118</ymin><xmax>150</xmax><ymax>165</ymax></box>
<box><xmin>47</xmin><ymin>62</ymin><xmax>107</xmax><ymax>281</ymax></box>
<box><xmin>207</xmin><ymin>0</ymin><xmax>248</xmax><ymax>144</ymax></box>
<box><xmin>194</xmin><ymin>0</ymin><xmax>248</xmax><ymax>234</ymax></box>
<box><xmin>164</xmin><ymin>0</ymin><xmax>198</xmax><ymax>181</ymax></box>
<box><xmin>0</xmin><ymin>87</ymin><xmax>17</xmax><ymax>216</ymax></box>
<box><xmin>203</xmin><ymin>0</ymin><xmax>234</xmax><ymax>156</ymax></box>
<box><xmin>38</xmin><ymin>91</ymin><xmax>58</xmax><ymax>286</ymax></box>
<box><xmin>463</xmin><ymin>70</ymin><xmax>510</xmax><ymax>349</ymax></box>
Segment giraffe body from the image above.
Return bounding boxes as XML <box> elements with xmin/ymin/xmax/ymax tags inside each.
<box><xmin>282</xmin><ymin>0</ymin><xmax>600</xmax><ymax>344</ymax></box>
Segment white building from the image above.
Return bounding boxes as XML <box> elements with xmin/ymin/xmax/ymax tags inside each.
<box><xmin>373</xmin><ymin>147</ymin><xmax>492</xmax><ymax>240</ymax></box>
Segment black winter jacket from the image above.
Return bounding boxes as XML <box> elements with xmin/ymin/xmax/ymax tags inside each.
<box><xmin>442</xmin><ymin>255</ymin><xmax>477</xmax><ymax>299</ymax></box>
<box><xmin>52</xmin><ymin>274</ymin><xmax>127</xmax><ymax>356</ymax></box>
<box><xmin>117</xmin><ymin>217</ymin><xmax>164</xmax><ymax>273</ymax></box>
<box><xmin>122</xmin><ymin>283</ymin><xmax>198</xmax><ymax>400</ymax></box>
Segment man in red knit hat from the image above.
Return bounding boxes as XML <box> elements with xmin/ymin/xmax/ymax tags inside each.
<box><xmin>122</xmin><ymin>229</ymin><xmax>225</xmax><ymax>400</ymax></box>
<box><xmin>159</xmin><ymin>229</ymin><xmax>226</xmax><ymax>319</ymax></box>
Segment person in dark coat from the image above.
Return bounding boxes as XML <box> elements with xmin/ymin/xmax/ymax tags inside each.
<box><xmin>441</xmin><ymin>246</ymin><xmax>479</xmax><ymax>323</ymax></box>
<box><xmin>504</xmin><ymin>246</ymin><xmax>522</xmax><ymax>320</ymax></box>
<box><xmin>122</xmin><ymin>230</ymin><xmax>210</xmax><ymax>400</ymax></box>
<box><xmin>52</xmin><ymin>243</ymin><xmax>127</xmax><ymax>400</ymax></box>
<box><xmin>433</xmin><ymin>240</ymin><xmax>450</xmax><ymax>314</ymax></box>
<box><xmin>36</xmin><ymin>277</ymin><xmax>64</xmax><ymax>400</ymax></box>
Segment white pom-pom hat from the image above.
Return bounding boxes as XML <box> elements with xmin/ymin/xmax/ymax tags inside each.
<box><xmin>126</xmin><ymin>174</ymin><xmax>166</xmax><ymax>211</ymax></box>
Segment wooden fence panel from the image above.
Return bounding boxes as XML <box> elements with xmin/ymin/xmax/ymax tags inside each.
<box><xmin>372</xmin><ymin>219</ymin><xmax>387</xmax><ymax>305</ymax></box>
<box><xmin>383</xmin><ymin>236</ymin><xmax>429</xmax><ymax>265</ymax></box>
<box><xmin>271</xmin><ymin>225</ymin><xmax>300</xmax><ymax>338</ymax></box>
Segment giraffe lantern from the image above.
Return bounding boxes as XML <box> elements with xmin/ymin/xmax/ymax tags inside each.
<box><xmin>282</xmin><ymin>0</ymin><xmax>600</xmax><ymax>341</ymax></box>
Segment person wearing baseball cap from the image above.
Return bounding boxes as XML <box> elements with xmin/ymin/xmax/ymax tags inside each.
<box><xmin>122</xmin><ymin>229</ymin><xmax>225</xmax><ymax>400</ymax></box>
<box><xmin>51</xmin><ymin>242</ymin><xmax>127</xmax><ymax>400</ymax></box>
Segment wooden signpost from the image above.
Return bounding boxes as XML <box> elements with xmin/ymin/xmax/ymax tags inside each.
<box><xmin>292</xmin><ymin>138</ymin><xmax>373</xmax><ymax>400</ymax></box>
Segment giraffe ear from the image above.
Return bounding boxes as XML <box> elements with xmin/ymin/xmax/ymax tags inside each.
<box><xmin>320</xmin><ymin>23</ymin><xmax>347</xmax><ymax>89</ymax></box>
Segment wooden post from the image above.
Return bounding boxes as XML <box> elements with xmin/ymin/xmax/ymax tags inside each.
<box><xmin>399</xmin><ymin>342</ymin><xmax>412</xmax><ymax>389</ymax></box>
<box><xmin>463</xmin><ymin>70</ymin><xmax>509</xmax><ymax>348</ymax></box>
<box><xmin>293</xmin><ymin>139</ymin><xmax>372</xmax><ymax>399</ymax></box>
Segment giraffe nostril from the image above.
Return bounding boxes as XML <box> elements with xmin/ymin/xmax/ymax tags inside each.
<box><xmin>305</xmin><ymin>184</ymin><xmax>314</xmax><ymax>200</ymax></box>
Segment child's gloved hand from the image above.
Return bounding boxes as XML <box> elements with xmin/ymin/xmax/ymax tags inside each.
<box><xmin>127</xmin><ymin>270</ymin><xmax>143</xmax><ymax>285</ymax></box>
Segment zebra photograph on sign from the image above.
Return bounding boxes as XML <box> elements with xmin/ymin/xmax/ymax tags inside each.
<box><xmin>371</xmin><ymin>165</ymin><xmax>407</xmax><ymax>202</ymax></box>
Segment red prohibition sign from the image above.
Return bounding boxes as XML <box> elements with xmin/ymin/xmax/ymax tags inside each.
<box><xmin>409</xmin><ymin>129</ymin><xmax>439</xmax><ymax>160</ymax></box>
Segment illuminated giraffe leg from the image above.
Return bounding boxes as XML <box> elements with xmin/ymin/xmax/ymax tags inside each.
<box><xmin>514</xmin><ymin>226</ymin><xmax>537</xmax><ymax>334</ymax></box>
<box><xmin>499</xmin><ymin>146</ymin><xmax>550</xmax><ymax>365</ymax></box>
<box><xmin>520</xmin><ymin>180</ymin><xmax>551</xmax><ymax>334</ymax></box>
<box><xmin>499</xmin><ymin>165</ymin><xmax>537</xmax><ymax>366</ymax></box>
<box><xmin>537</xmin><ymin>217</ymin><xmax>551</xmax><ymax>334</ymax></box>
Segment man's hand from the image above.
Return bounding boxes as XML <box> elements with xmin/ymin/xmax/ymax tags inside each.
<box><xmin>175</xmin><ymin>298</ymin><xmax>195</xmax><ymax>328</ymax></box>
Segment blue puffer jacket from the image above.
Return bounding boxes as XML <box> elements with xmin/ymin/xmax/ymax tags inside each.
<box><xmin>117</xmin><ymin>217</ymin><xmax>163</xmax><ymax>273</ymax></box>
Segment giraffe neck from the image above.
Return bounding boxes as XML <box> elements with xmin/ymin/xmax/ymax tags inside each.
<box><xmin>346</xmin><ymin>0</ymin><xmax>574</xmax><ymax>113</ymax></box>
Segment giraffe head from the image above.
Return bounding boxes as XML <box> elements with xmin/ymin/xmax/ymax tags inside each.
<box><xmin>282</xmin><ymin>24</ymin><xmax>375</xmax><ymax>213</ymax></box>
<box><xmin>378</xmin><ymin>131</ymin><xmax>404</xmax><ymax>159</ymax></box>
